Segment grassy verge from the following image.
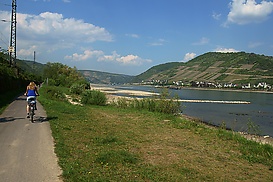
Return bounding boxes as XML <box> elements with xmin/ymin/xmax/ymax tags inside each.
<box><xmin>38</xmin><ymin>86</ymin><xmax>273</xmax><ymax>182</ymax></box>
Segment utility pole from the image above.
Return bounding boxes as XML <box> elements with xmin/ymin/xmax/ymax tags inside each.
<box><xmin>33</xmin><ymin>51</ymin><xmax>35</xmax><ymax>69</ymax></box>
<box><xmin>9</xmin><ymin>0</ymin><xmax>17</xmax><ymax>67</ymax></box>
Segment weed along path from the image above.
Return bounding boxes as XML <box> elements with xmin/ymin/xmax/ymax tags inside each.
<box><xmin>0</xmin><ymin>95</ymin><xmax>62</xmax><ymax>182</ymax></box>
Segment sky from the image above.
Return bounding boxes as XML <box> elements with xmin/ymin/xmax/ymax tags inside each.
<box><xmin>0</xmin><ymin>0</ymin><xmax>273</xmax><ymax>75</ymax></box>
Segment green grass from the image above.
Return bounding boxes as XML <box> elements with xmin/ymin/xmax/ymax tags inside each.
<box><xmin>38</xmin><ymin>86</ymin><xmax>273</xmax><ymax>182</ymax></box>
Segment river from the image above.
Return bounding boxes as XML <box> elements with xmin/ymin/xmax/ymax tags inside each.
<box><xmin>110</xmin><ymin>85</ymin><xmax>273</xmax><ymax>137</ymax></box>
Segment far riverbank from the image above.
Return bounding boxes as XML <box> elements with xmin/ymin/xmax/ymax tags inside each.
<box><xmin>136</xmin><ymin>84</ymin><xmax>273</xmax><ymax>94</ymax></box>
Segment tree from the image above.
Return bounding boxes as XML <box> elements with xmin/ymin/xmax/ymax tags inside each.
<box><xmin>43</xmin><ymin>62</ymin><xmax>87</xmax><ymax>87</ymax></box>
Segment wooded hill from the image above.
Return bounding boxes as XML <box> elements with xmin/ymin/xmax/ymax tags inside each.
<box><xmin>80</xmin><ymin>70</ymin><xmax>134</xmax><ymax>84</ymax></box>
<box><xmin>2</xmin><ymin>51</ymin><xmax>273</xmax><ymax>87</ymax></box>
<box><xmin>16</xmin><ymin>59</ymin><xmax>45</xmax><ymax>77</ymax></box>
<box><xmin>0</xmin><ymin>52</ymin><xmax>43</xmax><ymax>94</ymax></box>
<box><xmin>133</xmin><ymin>52</ymin><xmax>273</xmax><ymax>85</ymax></box>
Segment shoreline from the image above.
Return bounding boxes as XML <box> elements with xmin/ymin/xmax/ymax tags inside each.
<box><xmin>181</xmin><ymin>115</ymin><xmax>273</xmax><ymax>146</ymax></box>
<box><xmin>90</xmin><ymin>84</ymin><xmax>273</xmax><ymax>146</ymax></box>
<box><xmin>92</xmin><ymin>83</ymin><xmax>273</xmax><ymax>94</ymax></box>
<box><xmin>180</xmin><ymin>86</ymin><xmax>273</xmax><ymax>94</ymax></box>
<box><xmin>90</xmin><ymin>84</ymin><xmax>251</xmax><ymax>104</ymax></box>
<box><xmin>145</xmin><ymin>84</ymin><xmax>273</xmax><ymax>94</ymax></box>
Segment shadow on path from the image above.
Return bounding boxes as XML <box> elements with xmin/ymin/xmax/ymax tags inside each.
<box><xmin>0</xmin><ymin>117</ymin><xmax>25</xmax><ymax>123</ymax></box>
<box><xmin>32</xmin><ymin>116</ymin><xmax>48</xmax><ymax>123</ymax></box>
<box><xmin>0</xmin><ymin>116</ymin><xmax>53</xmax><ymax>123</ymax></box>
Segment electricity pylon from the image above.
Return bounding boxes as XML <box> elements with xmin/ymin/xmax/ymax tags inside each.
<box><xmin>9</xmin><ymin>0</ymin><xmax>16</xmax><ymax>67</ymax></box>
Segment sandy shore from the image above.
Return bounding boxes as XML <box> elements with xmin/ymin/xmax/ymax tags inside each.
<box><xmin>90</xmin><ymin>84</ymin><xmax>160</xmax><ymax>96</ymax></box>
<box><xmin>90</xmin><ymin>84</ymin><xmax>251</xmax><ymax>104</ymax></box>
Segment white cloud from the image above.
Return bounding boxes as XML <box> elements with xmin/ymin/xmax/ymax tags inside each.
<box><xmin>19</xmin><ymin>12</ymin><xmax>113</xmax><ymax>42</ymax></box>
<box><xmin>227</xmin><ymin>0</ymin><xmax>273</xmax><ymax>25</ymax></box>
<box><xmin>149</xmin><ymin>39</ymin><xmax>166</xmax><ymax>46</ymax></box>
<box><xmin>192</xmin><ymin>37</ymin><xmax>210</xmax><ymax>45</ymax></box>
<box><xmin>100</xmin><ymin>51</ymin><xmax>152</xmax><ymax>65</ymax></box>
<box><xmin>18</xmin><ymin>45</ymin><xmax>38</xmax><ymax>57</ymax></box>
<box><xmin>212</xmin><ymin>12</ymin><xmax>222</xmax><ymax>20</ymax></box>
<box><xmin>0</xmin><ymin>11</ymin><xmax>10</xmax><ymax>30</ymax></box>
<box><xmin>183</xmin><ymin>53</ymin><xmax>196</xmax><ymax>62</ymax></box>
<box><xmin>66</xmin><ymin>50</ymin><xmax>152</xmax><ymax>66</ymax></box>
<box><xmin>214</xmin><ymin>47</ymin><xmax>239</xmax><ymax>53</ymax></box>
<box><xmin>0</xmin><ymin>11</ymin><xmax>113</xmax><ymax>58</ymax></box>
<box><xmin>126</xmin><ymin>34</ymin><xmax>140</xmax><ymax>38</ymax></box>
<box><xmin>117</xmin><ymin>55</ymin><xmax>152</xmax><ymax>65</ymax></box>
<box><xmin>65</xmin><ymin>50</ymin><xmax>104</xmax><ymax>61</ymax></box>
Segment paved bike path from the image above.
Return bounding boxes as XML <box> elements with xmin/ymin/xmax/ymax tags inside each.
<box><xmin>0</xmin><ymin>95</ymin><xmax>62</xmax><ymax>182</ymax></box>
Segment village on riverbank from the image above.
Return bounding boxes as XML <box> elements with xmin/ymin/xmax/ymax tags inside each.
<box><xmin>140</xmin><ymin>80</ymin><xmax>273</xmax><ymax>93</ymax></box>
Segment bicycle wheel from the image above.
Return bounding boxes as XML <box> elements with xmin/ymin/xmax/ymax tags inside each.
<box><xmin>30</xmin><ymin>107</ymin><xmax>34</xmax><ymax>123</ymax></box>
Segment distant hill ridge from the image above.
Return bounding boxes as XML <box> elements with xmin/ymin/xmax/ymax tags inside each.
<box><xmin>79</xmin><ymin>70</ymin><xmax>134</xmax><ymax>84</ymax></box>
<box><xmin>10</xmin><ymin>51</ymin><xmax>273</xmax><ymax>85</ymax></box>
<box><xmin>133</xmin><ymin>52</ymin><xmax>273</xmax><ymax>85</ymax></box>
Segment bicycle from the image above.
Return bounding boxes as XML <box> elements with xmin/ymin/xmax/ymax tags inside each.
<box><xmin>27</xmin><ymin>97</ymin><xmax>37</xmax><ymax>123</ymax></box>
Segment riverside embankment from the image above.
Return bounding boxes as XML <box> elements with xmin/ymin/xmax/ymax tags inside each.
<box><xmin>90</xmin><ymin>84</ymin><xmax>273</xmax><ymax>143</ymax></box>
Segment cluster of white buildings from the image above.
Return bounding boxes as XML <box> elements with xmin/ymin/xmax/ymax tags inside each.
<box><xmin>141</xmin><ymin>79</ymin><xmax>168</xmax><ymax>85</ymax></box>
<box><xmin>145</xmin><ymin>80</ymin><xmax>273</xmax><ymax>91</ymax></box>
<box><xmin>176</xmin><ymin>81</ymin><xmax>272</xmax><ymax>91</ymax></box>
<box><xmin>253</xmin><ymin>82</ymin><xmax>272</xmax><ymax>90</ymax></box>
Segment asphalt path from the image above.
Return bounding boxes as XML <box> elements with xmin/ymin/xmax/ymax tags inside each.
<box><xmin>0</xmin><ymin>95</ymin><xmax>62</xmax><ymax>182</ymax></box>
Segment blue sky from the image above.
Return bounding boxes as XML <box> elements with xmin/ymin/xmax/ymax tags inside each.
<box><xmin>0</xmin><ymin>0</ymin><xmax>273</xmax><ymax>75</ymax></box>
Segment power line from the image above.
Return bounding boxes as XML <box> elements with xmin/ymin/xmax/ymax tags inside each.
<box><xmin>0</xmin><ymin>1</ymin><xmax>11</xmax><ymax>7</ymax></box>
<box><xmin>0</xmin><ymin>1</ymin><xmax>10</xmax><ymax>53</ymax></box>
<box><xmin>0</xmin><ymin>1</ymin><xmax>11</xmax><ymax>45</ymax></box>
<box><xmin>0</xmin><ymin>31</ymin><xmax>9</xmax><ymax>47</ymax></box>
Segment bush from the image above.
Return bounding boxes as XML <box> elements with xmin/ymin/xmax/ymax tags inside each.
<box><xmin>112</xmin><ymin>90</ymin><xmax>181</xmax><ymax>115</ymax></box>
<box><xmin>154</xmin><ymin>97</ymin><xmax>181</xmax><ymax>114</ymax></box>
<box><xmin>114</xmin><ymin>97</ymin><xmax>129</xmax><ymax>108</ymax></box>
<box><xmin>81</xmin><ymin>90</ymin><xmax>107</xmax><ymax>106</ymax></box>
<box><xmin>42</xmin><ymin>86</ymin><xmax>66</xmax><ymax>101</ymax></box>
<box><xmin>70</xmin><ymin>83</ymin><xmax>86</xmax><ymax>95</ymax></box>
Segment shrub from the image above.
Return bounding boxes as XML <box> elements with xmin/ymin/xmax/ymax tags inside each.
<box><xmin>154</xmin><ymin>97</ymin><xmax>181</xmax><ymax>114</ymax></box>
<box><xmin>81</xmin><ymin>90</ymin><xmax>107</xmax><ymax>106</ymax></box>
<box><xmin>42</xmin><ymin>86</ymin><xmax>66</xmax><ymax>101</ymax></box>
<box><xmin>112</xmin><ymin>90</ymin><xmax>181</xmax><ymax>115</ymax></box>
<box><xmin>70</xmin><ymin>83</ymin><xmax>85</xmax><ymax>95</ymax></box>
<box><xmin>114</xmin><ymin>97</ymin><xmax>129</xmax><ymax>108</ymax></box>
<box><xmin>46</xmin><ymin>78</ymin><xmax>57</xmax><ymax>86</ymax></box>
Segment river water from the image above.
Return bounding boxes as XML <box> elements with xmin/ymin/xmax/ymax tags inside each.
<box><xmin>111</xmin><ymin>85</ymin><xmax>273</xmax><ymax>137</ymax></box>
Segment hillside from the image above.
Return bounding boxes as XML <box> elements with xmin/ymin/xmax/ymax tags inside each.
<box><xmin>3</xmin><ymin>51</ymin><xmax>273</xmax><ymax>86</ymax></box>
<box><xmin>134</xmin><ymin>52</ymin><xmax>273</xmax><ymax>85</ymax></box>
<box><xmin>80</xmin><ymin>70</ymin><xmax>134</xmax><ymax>84</ymax></box>
<box><xmin>16</xmin><ymin>59</ymin><xmax>45</xmax><ymax>76</ymax></box>
<box><xmin>0</xmin><ymin>52</ymin><xmax>44</xmax><ymax>94</ymax></box>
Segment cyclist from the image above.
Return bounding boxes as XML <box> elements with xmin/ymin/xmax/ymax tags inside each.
<box><xmin>24</xmin><ymin>82</ymin><xmax>39</xmax><ymax>118</ymax></box>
